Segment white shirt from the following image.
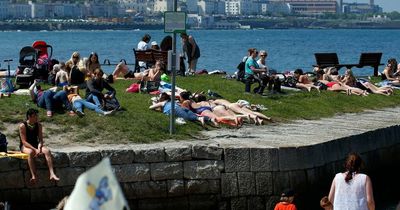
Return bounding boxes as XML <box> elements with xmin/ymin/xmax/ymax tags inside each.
<box><xmin>137</xmin><ymin>41</ymin><xmax>149</xmax><ymax>50</ymax></box>
<box><xmin>333</xmin><ymin>173</ymin><xmax>368</xmax><ymax>210</ymax></box>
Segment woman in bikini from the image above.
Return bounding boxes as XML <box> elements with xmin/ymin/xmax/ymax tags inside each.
<box><xmin>341</xmin><ymin>68</ymin><xmax>393</xmax><ymax>96</ymax></box>
<box><xmin>211</xmin><ymin>98</ymin><xmax>271</xmax><ymax>125</ymax></box>
<box><xmin>381</xmin><ymin>58</ymin><xmax>400</xmax><ymax>86</ymax></box>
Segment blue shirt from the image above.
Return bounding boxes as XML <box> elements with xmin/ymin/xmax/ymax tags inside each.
<box><xmin>245</xmin><ymin>57</ymin><xmax>258</xmax><ymax>78</ymax></box>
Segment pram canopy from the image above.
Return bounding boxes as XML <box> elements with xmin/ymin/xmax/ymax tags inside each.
<box><xmin>19</xmin><ymin>46</ymin><xmax>38</xmax><ymax>67</ymax></box>
<box><xmin>32</xmin><ymin>40</ymin><xmax>53</xmax><ymax>60</ymax></box>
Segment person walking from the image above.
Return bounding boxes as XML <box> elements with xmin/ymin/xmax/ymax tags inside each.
<box><xmin>180</xmin><ymin>32</ymin><xmax>200</xmax><ymax>75</ymax></box>
<box><xmin>328</xmin><ymin>152</ymin><xmax>375</xmax><ymax>210</ymax></box>
<box><xmin>19</xmin><ymin>108</ymin><xmax>60</xmax><ymax>184</ymax></box>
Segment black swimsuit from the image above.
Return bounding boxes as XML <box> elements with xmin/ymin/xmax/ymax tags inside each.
<box><xmin>19</xmin><ymin>122</ymin><xmax>39</xmax><ymax>150</ymax></box>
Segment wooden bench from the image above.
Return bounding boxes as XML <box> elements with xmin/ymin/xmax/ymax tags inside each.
<box><xmin>133</xmin><ymin>49</ymin><xmax>168</xmax><ymax>72</ymax></box>
<box><xmin>356</xmin><ymin>52</ymin><xmax>383</xmax><ymax>76</ymax></box>
<box><xmin>313</xmin><ymin>52</ymin><xmax>384</xmax><ymax>76</ymax></box>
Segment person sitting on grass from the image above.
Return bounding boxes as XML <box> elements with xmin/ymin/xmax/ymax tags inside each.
<box><xmin>244</xmin><ymin>48</ymin><xmax>269</xmax><ymax>95</ymax></box>
<box><xmin>86</xmin><ymin>68</ymin><xmax>120</xmax><ymax>110</ymax></box>
<box><xmin>293</xmin><ymin>69</ymin><xmax>320</xmax><ymax>92</ymax></box>
<box><xmin>149</xmin><ymin>92</ymin><xmax>209</xmax><ymax>127</ymax></box>
<box><xmin>65</xmin><ymin>86</ymin><xmax>115</xmax><ymax>117</ymax></box>
<box><xmin>381</xmin><ymin>58</ymin><xmax>400</xmax><ymax>86</ymax></box>
<box><xmin>19</xmin><ymin>108</ymin><xmax>60</xmax><ymax>184</ymax></box>
<box><xmin>29</xmin><ymin>80</ymin><xmax>73</xmax><ymax>117</ymax></box>
<box><xmin>54</xmin><ymin>62</ymin><xmax>69</xmax><ymax>87</ymax></box>
<box><xmin>112</xmin><ymin>60</ymin><xmax>164</xmax><ymax>81</ymax></box>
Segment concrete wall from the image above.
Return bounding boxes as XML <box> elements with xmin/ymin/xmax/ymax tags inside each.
<box><xmin>1</xmin><ymin>125</ymin><xmax>399</xmax><ymax>210</ymax></box>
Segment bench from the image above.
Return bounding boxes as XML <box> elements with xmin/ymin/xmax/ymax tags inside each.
<box><xmin>313</xmin><ymin>52</ymin><xmax>384</xmax><ymax>76</ymax></box>
<box><xmin>133</xmin><ymin>49</ymin><xmax>168</xmax><ymax>72</ymax></box>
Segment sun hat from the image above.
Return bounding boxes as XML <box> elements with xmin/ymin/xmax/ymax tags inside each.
<box><xmin>151</xmin><ymin>41</ymin><xmax>158</xmax><ymax>46</ymax></box>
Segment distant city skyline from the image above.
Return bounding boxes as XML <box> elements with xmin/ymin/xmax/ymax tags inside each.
<box><xmin>349</xmin><ymin>0</ymin><xmax>400</xmax><ymax>12</ymax></box>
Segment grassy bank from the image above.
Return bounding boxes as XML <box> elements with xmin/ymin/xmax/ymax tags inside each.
<box><xmin>1</xmin><ymin>75</ymin><xmax>399</xmax><ymax>144</ymax></box>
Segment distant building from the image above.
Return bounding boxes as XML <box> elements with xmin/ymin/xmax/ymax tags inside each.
<box><xmin>29</xmin><ymin>1</ymin><xmax>45</xmax><ymax>18</ymax></box>
<box><xmin>186</xmin><ymin>0</ymin><xmax>198</xmax><ymax>13</ymax></box>
<box><xmin>343</xmin><ymin>3</ymin><xmax>382</xmax><ymax>14</ymax></box>
<box><xmin>260</xmin><ymin>2</ymin><xmax>291</xmax><ymax>15</ymax></box>
<box><xmin>9</xmin><ymin>3</ymin><xmax>31</xmax><ymax>18</ymax></box>
<box><xmin>153</xmin><ymin>0</ymin><xmax>174</xmax><ymax>13</ymax></box>
<box><xmin>283</xmin><ymin>0</ymin><xmax>337</xmax><ymax>15</ymax></box>
<box><xmin>225</xmin><ymin>0</ymin><xmax>259</xmax><ymax>15</ymax></box>
<box><xmin>198</xmin><ymin>0</ymin><xmax>225</xmax><ymax>15</ymax></box>
<box><xmin>0</xmin><ymin>0</ymin><xmax>10</xmax><ymax>19</ymax></box>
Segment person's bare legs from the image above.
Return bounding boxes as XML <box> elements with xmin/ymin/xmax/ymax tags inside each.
<box><xmin>112</xmin><ymin>63</ymin><xmax>129</xmax><ymax>78</ymax></box>
<box><xmin>22</xmin><ymin>147</ymin><xmax>37</xmax><ymax>183</ymax></box>
<box><xmin>41</xmin><ymin>147</ymin><xmax>59</xmax><ymax>181</ymax></box>
<box><xmin>241</xmin><ymin>106</ymin><xmax>271</xmax><ymax>121</ymax></box>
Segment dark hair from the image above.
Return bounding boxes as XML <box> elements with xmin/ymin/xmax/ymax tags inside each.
<box><xmin>344</xmin><ymin>152</ymin><xmax>363</xmax><ymax>183</ymax></box>
<box><xmin>180</xmin><ymin>91</ymin><xmax>192</xmax><ymax>100</ymax></box>
<box><xmin>88</xmin><ymin>52</ymin><xmax>99</xmax><ymax>65</ymax></box>
<box><xmin>180</xmin><ymin>32</ymin><xmax>188</xmax><ymax>38</ymax></box>
<box><xmin>94</xmin><ymin>68</ymin><xmax>104</xmax><ymax>76</ymax></box>
<box><xmin>387</xmin><ymin>58</ymin><xmax>398</xmax><ymax>72</ymax></box>
<box><xmin>160</xmin><ymin>35</ymin><xmax>172</xmax><ymax>51</ymax></box>
<box><xmin>142</xmin><ymin>34</ymin><xmax>151</xmax><ymax>42</ymax></box>
<box><xmin>294</xmin><ymin>69</ymin><xmax>303</xmax><ymax>75</ymax></box>
<box><xmin>248</xmin><ymin>48</ymin><xmax>257</xmax><ymax>55</ymax></box>
<box><xmin>194</xmin><ymin>93</ymin><xmax>207</xmax><ymax>102</ymax></box>
<box><xmin>26</xmin><ymin>108</ymin><xmax>39</xmax><ymax>120</ymax></box>
<box><xmin>159</xmin><ymin>93</ymin><xmax>171</xmax><ymax>102</ymax></box>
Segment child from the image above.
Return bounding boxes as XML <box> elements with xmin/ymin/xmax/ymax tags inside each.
<box><xmin>55</xmin><ymin>62</ymin><xmax>69</xmax><ymax>87</ymax></box>
<box><xmin>274</xmin><ymin>189</ymin><xmax>297</xmax><ymax>210</ymax></box>
<box><xmin>320</xmin><ymin>196</ymin><xmax>333</xmax><ymax>210</ymax></box>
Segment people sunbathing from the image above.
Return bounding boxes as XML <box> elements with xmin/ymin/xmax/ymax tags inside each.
<box><xmin>341</xmin><ymin>68</ymin><xmax>393</xmax><ymax>96</ymax></box>
<box><xmin>149</xmin><ymin>92</ymin><xmax>210</xmax><ymax>127</ymax></box>
<box><xmin>293</xmin><ymin>69</ymin><xmax>320</xmax><ymax>92</ymax></box>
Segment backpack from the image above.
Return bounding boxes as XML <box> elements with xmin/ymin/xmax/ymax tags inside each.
<box><xmin>103</xmin><ymin>97</ymin><xmax>120</xmax><ymax>111</ymax></box>
<box><xmin>0</xmin><ymin>132</ymin><xmax>7</xmax><ymax>153</ymax></box>
<box><xmin>236</xmin><ymin>61</ymin><xmax>246</xmax><ymax>82</ymax></box>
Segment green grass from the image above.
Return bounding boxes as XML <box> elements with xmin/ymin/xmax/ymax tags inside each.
<box><xmin>1</xmin><ymin>75</ymin><xmax>400</xmax><ymax>144</ymax></box>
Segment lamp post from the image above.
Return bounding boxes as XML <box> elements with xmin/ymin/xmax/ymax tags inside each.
<box><xmin>169</xmin><ymin>0</ymin><xmax>178</xmax><ymax>135</ymax></box>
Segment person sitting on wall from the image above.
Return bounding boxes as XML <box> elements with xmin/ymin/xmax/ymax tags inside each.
<box><xmin>19</xmin><ymin>108</ymin><xmax>60</xmax><ymax>184</ymax></box>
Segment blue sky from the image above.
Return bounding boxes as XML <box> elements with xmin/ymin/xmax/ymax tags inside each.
<box><xmin>350</xmin><ymin>0</ymin><xmax>400</xmax><ymax>12</ymax></box>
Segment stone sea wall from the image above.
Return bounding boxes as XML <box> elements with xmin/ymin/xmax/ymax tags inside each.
<box><xmin>0</xmin><ymin>125</ymin><xmax>399</xmax><ymax>210</ymax></box>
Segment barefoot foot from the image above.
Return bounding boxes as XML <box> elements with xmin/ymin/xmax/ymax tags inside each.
<box><xmin>50</xmin><ymin>175</ymin><xmax>60</xmax><ymax>181</ymax></box>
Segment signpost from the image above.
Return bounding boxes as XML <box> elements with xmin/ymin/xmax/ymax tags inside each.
<box><xmin>164</xmin><ymin>8</ymin><xmax>186</xmax><ymax>135</ymax></box>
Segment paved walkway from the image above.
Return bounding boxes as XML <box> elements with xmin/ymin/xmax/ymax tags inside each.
<box><xmin>47</xmin><ymin>107</ymin><xmax>400</xmax><ymax>152</ymax></box>
<box><xmin>199</xmin><ymin>107</ymin><xmax>400</xmax><ymax>148</ymax></box>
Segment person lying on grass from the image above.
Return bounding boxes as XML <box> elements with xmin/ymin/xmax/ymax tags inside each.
<box><xmin>293</xmin><ymin>69</ymin><xmax>320</xmax><ymax>92</ymax></box>
<box><xmin>149</xmin><ymin>92</ymin><xmax>212</xmax><ymax>127</ymax></box>
<box><xmin>65</xmin><ymin>86</ymin><xmax>116</xmax><ymax>117</ymax></box>
<box><xmin>179</xmin><ymin>91</ymin><xmax>243</xmax><ymax>128</ymax></box>
<box><xmin>340</xmin><ymin>68</ymin><xmax>393</xmax><ymax>96</ymax></box>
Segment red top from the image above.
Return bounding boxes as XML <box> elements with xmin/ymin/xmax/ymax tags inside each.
<box><xmin>274</xmin><ymin>202</ymin><xmax>297</xmax><ymax>210</ymax></box>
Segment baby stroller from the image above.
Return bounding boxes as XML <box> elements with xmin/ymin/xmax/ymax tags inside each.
<box><xmin>15</xmin><ymin>41</ymin><xmax>53</xmax><ymax>87</ymax></box>
<box><xmin>15</xmin><ymin>46</ymin><xmax>38</xmax><ymax>87</ymax></box>
<box><xmin>32</xmin><ymin>40</ymin><xmax>53</xmax><ymax>80</ymax></box>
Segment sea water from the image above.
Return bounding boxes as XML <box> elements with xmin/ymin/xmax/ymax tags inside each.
<box><xmin>0</xmin><ymin>29</ymin><xmax>399</xmax><ymax>209</ymax></box>
<box><xmin>1</xmin><ymin>29</ymin><xmax>400</xmax><ymax>76</ymax></box>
